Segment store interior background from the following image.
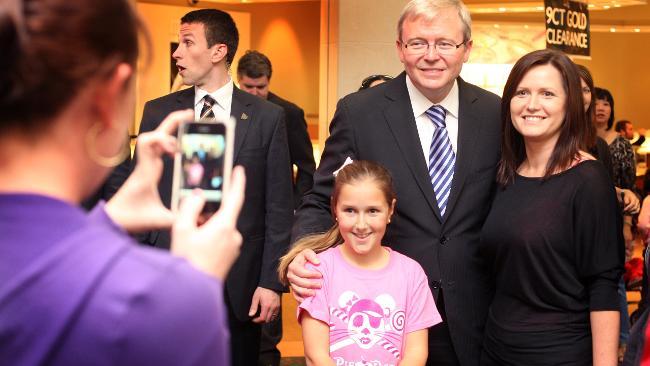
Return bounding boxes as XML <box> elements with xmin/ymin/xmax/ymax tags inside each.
<box><xmin>135</xmin><ymin>0</ymin><xmax>650</xmax><ymax>358</ymax></box>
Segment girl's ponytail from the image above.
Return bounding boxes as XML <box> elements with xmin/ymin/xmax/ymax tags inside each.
<box><xmin>277</xmin><ymin>224</ymin><xmax>343</xmax><ymax>285</ymax></box>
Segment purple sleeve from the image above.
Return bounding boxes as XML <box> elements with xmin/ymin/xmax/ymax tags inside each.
<box><xmin>87</xmin><ymin>201</ymin><xmax>128</xmax><ymax>234</ymax></box>
<box><xmin>404</xmin><ymin>262</ymin><xmax>442</xmax><ymax>334</ymax></box>
<box><xmin>116</xmin><ymin>261</ymin><xmax>230</xmax><ymax>365</ymax></box>
<box><xmin>298</xmin><ymin>261</ymin><xmax>331</xmax><ymax>325</ymax></box>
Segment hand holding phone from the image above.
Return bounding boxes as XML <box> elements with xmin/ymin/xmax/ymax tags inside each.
<box><xmin>172</xmin><ymin>166</ymin><xmax>246</xmax><ymax>280</ymax></box>
<box><xmin>172</xmin><ymin>117</ymin><xmax>234</xmax><ymax>214</ymax></box>
<box><xmin>106</xmin><ymin>109</ymin><xmax>194</xmax><ymax>233</ymax></box>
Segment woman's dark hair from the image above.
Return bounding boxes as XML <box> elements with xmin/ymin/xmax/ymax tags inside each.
<box><xmin>497</xmin><ymin>49</ymin><xmax>588</xmax><ymax>185</ymax></box>
<box><xmin>594</xmin><ymin>87</ymin><xmax>616</xmax><ymax>130</ymax></box>
<box><xmin>575</xmin><ymin>64</ymin><xmax>597</xmax><ymax>149</ymax></box>
<box><xmin>0</xmin><ymin>0</ymin><xmax>148</xmax><ymax>134</ymax></box>
<box><xmin>359</xmin><ymin>74</ymin><xmax>393</xmax><ymax>91</ymax></box>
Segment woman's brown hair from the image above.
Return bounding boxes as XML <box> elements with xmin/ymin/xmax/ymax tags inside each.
<box><xmin>497</xmin><ymin>49</ymin><xmax>589</xmax><ymax>185</ymax></box>
<box><xmin>575</xmin><ymin>64</ymin><xmax>597</xmax><ymax>150</ymax></box>
<box><xmin>0</xmin><ymin>0</ymin><xmax>149</xmax><ymax>134</ymax></box>
<box><xmin>278</xmin><ymin>160</ymin><xmax>396</xmax><ymax>284</ymax></box>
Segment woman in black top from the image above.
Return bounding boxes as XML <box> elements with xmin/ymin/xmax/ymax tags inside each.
<box><xmin>480</xmin><ymin>49</ymin><xmax>623</xmax><ymax>365</ymax></box>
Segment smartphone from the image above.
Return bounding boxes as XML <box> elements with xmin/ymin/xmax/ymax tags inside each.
<box><xmin>172</xmin><ymin>117</ymin><xmax>234</xmax><ymax>214</ymax></box>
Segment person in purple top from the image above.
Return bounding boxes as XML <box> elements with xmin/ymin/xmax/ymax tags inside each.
<box><xmin>0</xmin><ymin>0</ymin><xmax>246</xmax><ymax>365</ymax></box>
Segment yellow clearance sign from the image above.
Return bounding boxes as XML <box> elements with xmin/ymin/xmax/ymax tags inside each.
<box><xmin>544</xmin><ymin>0</ymin><xmax>590</xmax><ymax>56</ymax></box>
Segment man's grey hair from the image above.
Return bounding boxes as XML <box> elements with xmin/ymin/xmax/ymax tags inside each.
<box><xmin>397</xmin><ymin>0</ymin><xmax>472</xmax><ymax>42</ymax></box>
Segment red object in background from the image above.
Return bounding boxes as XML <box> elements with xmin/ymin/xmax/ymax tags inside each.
<box><xmin>626</xmin><ymin>258</ymin><xmax>645</xmax><ymax>287</ymax></box>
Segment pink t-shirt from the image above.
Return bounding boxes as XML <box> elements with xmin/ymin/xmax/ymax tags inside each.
<box><xmin>299</xmin><ymin>246</ymin><xmax>441</xmax><ymax>366</ymax></box>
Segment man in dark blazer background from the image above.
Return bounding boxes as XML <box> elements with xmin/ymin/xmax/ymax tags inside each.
<box><xmin>287</xmin><ymin>1</ymin><xmax>501</xmax><ymax>365</ymax></box>
<box><xmin>236</xmin><ymin>50</ymin><xmax>315</xmax><ymax>366</ymax></box>
<box><xmin>237</xmin><ymin>50</ymin><xmax>316</xmax><ymax>210</ymax></box>
<box><xmin>136</xmin><ymin>9</ymin><xmax>293</xmax><ymax>366</ymax></box>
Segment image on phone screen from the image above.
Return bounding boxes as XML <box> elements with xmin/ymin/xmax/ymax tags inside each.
<box><xmin>179</xmin><ymin>124</ymin><xmax>226</xmax><ymax>211</ymax></box>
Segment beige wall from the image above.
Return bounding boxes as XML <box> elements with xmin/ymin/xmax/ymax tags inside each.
<box><xmin>576</xmin><ymin>32</ymin><xmax>650</xmax><ymax>129</ymax></box>
<box><xmin>217</xmin><ymin>2</ymin><xmax>320</xmax><ymax>141</ymax></box>
<box><xmin>336</xmin><ymin>0</ymin><xmax>407</xmax><ymax>98</ymax></box>
<box><xmin>248</xmin><ymin>2</ymin><xmax>320</xmax><ymax>117</ymax></box>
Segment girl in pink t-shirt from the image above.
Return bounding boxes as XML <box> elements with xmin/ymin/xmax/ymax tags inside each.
<box><xmin>279</xmin><ymin>161</ymin><xmax>441</xmax><ymax>366</ymax></box>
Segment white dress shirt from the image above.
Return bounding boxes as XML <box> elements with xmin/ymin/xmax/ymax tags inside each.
<box><xmin>194</xmin><ymin>79</ymin><xmax>233</xmax><ymax>121</ymax></box>
<box><xmin>405</xmin><ymin>76</ymin><xmax>459</xmax><ymax>167</ymax></box>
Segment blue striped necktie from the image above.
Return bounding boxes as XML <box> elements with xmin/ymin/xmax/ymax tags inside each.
<box><xmin>425</xmin><ymin>105</ymin><xmax>455</xmax><ymax>217</ymax></box>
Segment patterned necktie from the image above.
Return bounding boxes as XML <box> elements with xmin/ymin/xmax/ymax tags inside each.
<box><xmin>425</xmin><ymin>105</ymin><xmax>455</xmax><ymax>217</ymax></box>
<box><xmin>200</xmin><ymin>95</ymin><xmax>216</xmax><ymax>120</ymax></box>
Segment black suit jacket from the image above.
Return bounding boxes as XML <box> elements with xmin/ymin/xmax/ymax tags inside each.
<box><xmin>267</xmin><ymin>92</ymin><xmax>315</xmax><ymax>209</ymax></box>
<box><xmin>293</xmin><ymin>73</ymin><xmax>501</xmax><ymax>366</ymax></box>
<box><xmin>138</xmin><ymin>86</ymin><xmax>294</xmax><ymax>321</ymax></box>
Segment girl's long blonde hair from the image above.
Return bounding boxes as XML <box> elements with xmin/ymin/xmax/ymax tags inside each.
<box><xmin>278</xmin><ymin>160</ymin><xmax>396</xmax><ymax>285</ymax></box>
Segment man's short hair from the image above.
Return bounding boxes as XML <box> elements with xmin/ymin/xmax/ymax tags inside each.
<box><xmin>615</xmin><ymin>120</ymin><xmax>631</xmax><ymax>133</ymax></box>
<box><xmin>397</xmin><ymin>0</ymin><xmax>472</xmax><ymax>42</ymax></box>
<box><xmin>181</xmin><ymin>9</ymin><xmax>239</xmax><ymax>67</ymax></box>
<box><xmin>237</xmin><ymin>50</ymin><xmax>272</xmax><ymax>79</ymax></box>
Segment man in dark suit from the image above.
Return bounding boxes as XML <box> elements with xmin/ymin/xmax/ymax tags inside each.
<box><xmin>287</xmin><ymin>1</ymin><xmax>500</xmax><ymax>365</ymax></box>
<box><xmin>237</xmin><ymin>50</ymin><xmax>316</xmax><ymax>209</ymax></box>
<box><xmin>136</xmin><ymin>9</ymin><xmax>293</xmax><ymax>366</ymax></box>
<box><xmin>236</xmin><ymin>50</ymin><xmax>316</xmax><ymax>366</ymax></box>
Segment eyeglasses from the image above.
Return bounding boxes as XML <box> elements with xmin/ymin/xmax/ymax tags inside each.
<box><xmin>401</xmin><ymin>39</ymin><xmax>466</xmax><ymax>56</ymax></box>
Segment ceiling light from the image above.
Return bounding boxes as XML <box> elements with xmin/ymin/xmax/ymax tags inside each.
<box><xmin>610</xmin><ymin>27</ymin><xmax>617</xmax><ymax>32</ymax></box>
<box><xmin>465</xmin><ymin>1</ymin><xmax>645</xmax><ymax>14</ymax></box>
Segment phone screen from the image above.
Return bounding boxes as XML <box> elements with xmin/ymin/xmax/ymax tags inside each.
<box><xmin>179</xmin><ymin>123</ymin><xmax>227</xmax><ymax>212</ymax></box>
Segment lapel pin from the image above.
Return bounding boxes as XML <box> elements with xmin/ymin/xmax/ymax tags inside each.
<box><xmin>241</xmin><ymin>113</ymin><xmax>248</xmax><ymax>120</ymax></box>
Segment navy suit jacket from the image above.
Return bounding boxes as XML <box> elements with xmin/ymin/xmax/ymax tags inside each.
<box><xmin>293</xmin><ymin>73</ymin><xmax>501</xmax><ymax>365</ymax></box>
<box><xmin>138</xmin><ymin>86</ymin><xmax>294</xmax><ymax>321</ymax></box>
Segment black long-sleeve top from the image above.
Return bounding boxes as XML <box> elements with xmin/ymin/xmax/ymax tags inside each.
<box><xmin>479</xmin><ymin>160</ymin><xmax>624</xmax><ymax>365</ymax></box>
